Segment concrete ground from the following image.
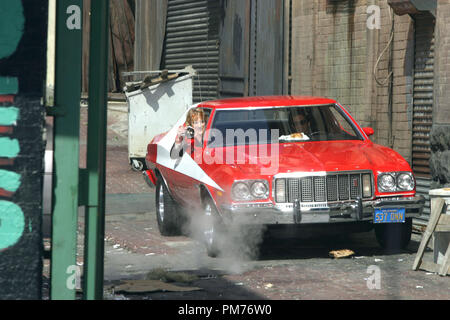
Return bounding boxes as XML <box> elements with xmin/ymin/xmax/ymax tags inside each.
<box><xmin>43</xmin><ymin>103</ymin><xmax>449</xmax><ymax>300</ymax></box>
<box><xmin>98</xmin><ymin>199</ymin><xmax>450</xmax><ymax>300</ymax></box>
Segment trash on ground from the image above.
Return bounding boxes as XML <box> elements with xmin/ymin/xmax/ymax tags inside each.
<box><xmin>109</xmin><ymin>280</ymin><xmax>202</xmax><ymax>294</ymax></box>
<box><xmin>374</xmin><ymin>258</ymin><xmax>383</xmax><ymax>263</ymax></box>
<box><xmin>329</xmin><ymin>249</ymin><xmax>355</xmax><ymax>259</ymax></box>
<box><xmin>145</xmin><ymin>268</ymin><xmax>199</xmax><ymax>284</ymax></box>
<box><xmin>103</xmin><ymin>292</ymin><xmax>129</xmax><ymax>300</ymax></box>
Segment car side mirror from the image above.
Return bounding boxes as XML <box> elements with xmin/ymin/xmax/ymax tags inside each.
<box><xmin>363</xmin><ymin>127</ymin><xmax>374</xmax><ymax>137</ymax></box>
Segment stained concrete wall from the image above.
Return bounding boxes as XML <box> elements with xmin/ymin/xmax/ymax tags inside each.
<box><xmin>0</xmin><ymin>0</ymin><xmax>47</xmax><ymax>299</ymax></box>
<box><xmin>290</xmin><ymin>0</ymin><xmax>414</xmax><ymax>163</ymax></box>
<box><xmin>430</xmin><ymin>0</ymin><xmax>450</xmax><ymax>188</ymax></box>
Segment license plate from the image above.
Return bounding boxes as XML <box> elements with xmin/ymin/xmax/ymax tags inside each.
<box><xmin>374</xmin><ymin>208</ymin><xmax>405</xmax><ymax>224</ymax></box>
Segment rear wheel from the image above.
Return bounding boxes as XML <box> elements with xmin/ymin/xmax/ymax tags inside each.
<box><xmin>374</xmin><ymin>218</ymin><xmax>412</xmax><ymax>250</ymax></box>
<box><xmin>155</xmin><ymin>180</ymin><xmax>183</xmax><ymax>236</ymax></box>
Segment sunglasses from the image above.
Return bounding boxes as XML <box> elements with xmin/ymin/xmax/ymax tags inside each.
<box><xmin>296</xmin><ymin>119</ymin><xmax>308</xmax><ymax>125</ymax></box>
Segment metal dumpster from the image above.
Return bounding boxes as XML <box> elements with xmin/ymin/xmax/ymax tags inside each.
<box><xmin>124</xmin><ymin>68</ymin><xmax>195</xmax><ymax>171</ymax></box>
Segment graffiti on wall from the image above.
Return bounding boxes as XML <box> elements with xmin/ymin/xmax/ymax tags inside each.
<box><xmin>0</xmin><ymin>0</ymin><xmax>25</xmax><ymax>251</ymax></box>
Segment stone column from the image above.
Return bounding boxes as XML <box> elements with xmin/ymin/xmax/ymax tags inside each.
<box><xmin>430</xmin><ymin>1</ymin><xmax>450</xmax><ymax>188</ymax></box>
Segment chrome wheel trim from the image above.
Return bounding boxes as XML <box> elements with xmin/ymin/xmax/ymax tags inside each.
<box><xmin>158</xmin><ymin>184</ymin><xmax>164</xmax><ymax>222</ymax></box>
<box><xmin>204</xmin><ymin>203</ymin><xmax>214</xmax><ymax>247</ymax></box>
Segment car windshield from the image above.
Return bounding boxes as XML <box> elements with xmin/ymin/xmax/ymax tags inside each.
<box><xmin>207</xmin><ymin>104</ymin><xmax>363</xmax><ymax>147</ymax></box>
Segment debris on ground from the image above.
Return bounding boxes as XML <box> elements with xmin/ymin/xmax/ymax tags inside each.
<box><xmin>103</xmin><ymin>291</ymin><xmax>129</xmax><ymax>300</ymax></box>
<box><xmin>145</xmin><ymin>268</ymin><xmax>199</xmax><ymax>284</ymax></box>
<box><xmin>107</xmin><ymin>280</ymin><xmax>202</xmax><ymax>294</ymax></box>
<box><xmin>264</xmin><ymin>283</ymin><xmax>273</xmax><ymax>289</ymax></box>
<box><xmin>412</xmin><ymin>224</ymin><xmax>426</xmax><ymax>234</ymax></box>
<box><xmin>329</xmin><ymin>249</ymin><xmax>355</xmax><ymax>259</ymax></box>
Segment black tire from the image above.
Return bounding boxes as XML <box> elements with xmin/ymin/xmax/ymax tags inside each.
<box><xmin>202</xmin><ymin>197</ymin><xmax>224</xmax><ymax>257</ymax></box>
<box><xmin>155</xmin><ymin>180</ymin><xmax>183</xmax><ymax>236</ymax></box>
<box><xmin>374</xmin><ymin>218</ymin><xmax>412</xmax><ymax>251</ymax></box>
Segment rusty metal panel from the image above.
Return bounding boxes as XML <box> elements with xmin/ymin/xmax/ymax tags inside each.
<box><xmin>163</xmin><ymin>0</ymin><xmax>221</xmax><ymax>103</ymax></box>
<box><xmin>249</xmin><ymin>0</ymin><xmax>284</xmax><ymax>96</ymax></box>
<box><xmin>412</xmin><ymin>12</ymin><xmax>435</xmax><ymax>218</ymax></box>
<box><xmin>388</xmin><ymin>0</ymin><xmax>436</xmax><ymax>16</ymax></box>
<box><xmin>218</xmin><ymin>0</ymin><xmax>251</xmax><ymax>98</ymax></box>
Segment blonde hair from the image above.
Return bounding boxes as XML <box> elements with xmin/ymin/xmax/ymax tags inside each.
<box><xmin>185</xmin><ymin>108</ymin><xmax>205</xmax><ymax>126</ymax></box>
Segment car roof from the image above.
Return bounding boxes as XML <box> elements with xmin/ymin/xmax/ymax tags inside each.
<box><xmin>198</xmin><ymin>96</ymin><xmax>337</xmax><ymax>109</ymax></box>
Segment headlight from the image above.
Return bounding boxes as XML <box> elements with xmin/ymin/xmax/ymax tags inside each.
<box><xmin>232</xmin><ymin>180</ymin><xmax>269</xmax><ymax>201</ymax></box>
<box><xmin>250</xmin><ymin>181</ymin><xmax>268</xmax><ymax>198</ymax></box>
<box><xmin>232</xmin><ymin>182</ymin><xmax>251</xmax><ymax>201</ymax></box>
<box><xmin>378</xmin><ymin>172</ymin><xmax>415</xmax><ymax>192</ymax></box>
<box><xmin>378</xmin><ymin>174</ymin><xmax>395</xmax><ymax>192</ymax></box>
<box><xmin>397</xmin><ymin>173</ymin><xmax>414</xmax><ymax>191</ymax></box>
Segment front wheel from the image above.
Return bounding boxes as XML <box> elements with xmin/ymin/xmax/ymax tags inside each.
<box><xmin>374</xmin><ymin>218</ymin><xmax>412</xmax><ymax>251</ymax></box>
<box><xmin>202</xmin><ymin>198</ymin><xmax>224</xmax><ymax>257</ymax></box>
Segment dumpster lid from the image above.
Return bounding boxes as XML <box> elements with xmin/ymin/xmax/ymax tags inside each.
<box><xmin>123</xmin><ymin>65</ymin><xmax>196</xmax><ymax>94</ymax></box>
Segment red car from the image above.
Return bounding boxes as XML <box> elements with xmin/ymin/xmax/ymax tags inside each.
<box><xmin>144</xmin><ymin>96</ymin><xmax>424</xmax><ymax>257</ymax></box>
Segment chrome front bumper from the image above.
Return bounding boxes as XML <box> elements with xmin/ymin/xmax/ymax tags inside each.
<box><xmin>220</xmin><ymin>195</ymin><xmax>425</xmax><ymax>225</ymax></box>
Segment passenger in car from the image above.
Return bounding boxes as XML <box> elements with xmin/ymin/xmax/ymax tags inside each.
<box><xmin>170</xmin><ymin>108</ymin><xmax>206</xmax><ymax>160</ymax></box>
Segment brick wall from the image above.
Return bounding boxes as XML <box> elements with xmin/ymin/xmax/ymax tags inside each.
<box><xmin>290</xmin><ymin>0</ymin><xmax>414</xmax><ymax>163</ymax></box>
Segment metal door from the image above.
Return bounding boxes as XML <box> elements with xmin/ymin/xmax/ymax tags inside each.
<box><xmin>218</xmin><ymin>1</ymin><xmax>251</xmax><ymax>98</ymax></box>
<box><xmin>249</xmin><ymin>0</ymin><xmax>284</xmax><ymax>96</ymax></box>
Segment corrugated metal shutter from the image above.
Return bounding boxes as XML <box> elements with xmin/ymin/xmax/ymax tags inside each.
<box><xmin>412</xmin><ymin>13</ymin><xmax>435</xmax><ymax>221</ymax></box>
<box><xmin>163</xmin><ymin>0</ymin><xmax>221</xmax><ymax>103</ymax></box>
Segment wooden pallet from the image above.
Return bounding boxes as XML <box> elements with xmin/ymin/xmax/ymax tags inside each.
<box><xmin>412</xmin><ymin>197</ymin><xmax>450</xmax><ymax>276</ymax></box>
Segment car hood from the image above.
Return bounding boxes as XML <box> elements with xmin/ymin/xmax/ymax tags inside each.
<box><xmin>210</xmin><ymin>141</ymin><xmax>411</xmax><ymax>178</ymax></box>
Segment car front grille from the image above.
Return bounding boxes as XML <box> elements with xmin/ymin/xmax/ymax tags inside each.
<box><xmin>274</xmin><ymin>172</ymin><xmax>373</xmax><ymax>203</ymax></box>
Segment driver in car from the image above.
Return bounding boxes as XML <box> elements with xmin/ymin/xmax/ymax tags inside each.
<box><xmin>170</xmin><ymin>108</ymin><xmax>206</xmax><ymax>160</ymax></box>
<box><xmin>289</xmin><ymin>110</ymin><xmax>311</xmax><ymax>138</ymax></box>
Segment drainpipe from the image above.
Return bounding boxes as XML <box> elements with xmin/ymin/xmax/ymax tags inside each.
<box><xmin>374</xmin><ymin>5</ymin><xmax>395</xmax><ymax>148</ymax></box>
